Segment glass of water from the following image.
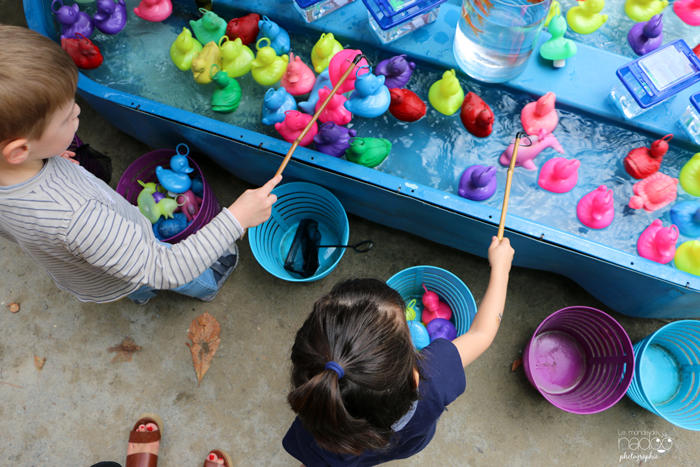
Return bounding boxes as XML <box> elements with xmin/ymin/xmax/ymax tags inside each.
<box><xmin>453</xmin><ymin>0</ymin><xmax>552</xmax><ymax>83</ymax></box>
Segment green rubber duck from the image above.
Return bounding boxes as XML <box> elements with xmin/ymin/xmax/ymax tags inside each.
<box><xmin>189</xmin><ymin>8</ymin><xmax>226</xmax><ymax>46</ymax></box>
<box><xmin>170</xmin><ymin>27</ymin><xmax>202</xmax><ymax>72</ymax></box>
<box><xmin>137</xmin><ymin>181</ymin><xmax>178</xmax><ymax>224</ymax></box>
<box><xmin>345</xmin><ymin>138</ymin><xmax>392</xmax><ymax>168</ymax></box>
<box><xmin>211</xmin><ymin>66</ymin><xmax>242</xmax><ymax>114</ymax></box>
<box><xmin>545</xmin><ymin>1</ymin><xmax>561</xmax><ymax>27</ymax></box>
<box><xmin>540</xmin><ymin>15</ymin><xmax>577</xmax><ymax>68</ymax></box>
<box><xmin>428</xmin><ymin>69</ymin><xmax>464</xmax><ymax>116</ymax></box>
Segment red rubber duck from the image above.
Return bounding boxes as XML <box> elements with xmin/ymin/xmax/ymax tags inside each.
<box><xmin>389</xmin><ymin>88</ymin><xmax>426</xmax><ymax>122</ymax></box>
<box><xmin>623</xmin><ymin>134</ymin><xmax>672</xmax><ymax>180</ymax></box>
<box><xmin>694</xmin><ymin>42</ymin><xmax>700</xmax><ymax>59</ymax></box>
<box><xmin>225</xmin><ymin>13</ymin><xmax>260</xmax><ymax>46</ymax></box>
<box><xmin>460</xmin><ymin>92</ymin><xmax>494</xmax><ymax>138</ymax></box>
<box><xmin>61</xmin><ymin>34</ymin><xmax>103</xmax><ymax>70</ymax></box>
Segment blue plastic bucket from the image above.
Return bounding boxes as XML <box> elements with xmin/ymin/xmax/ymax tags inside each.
<box><xmin>627</xmin><ymin>320</ymin><xmax>700</xmax><ymax>431</ymax></box>
<box><xmin>249</xmin><ymin>182</ymin><xmax>349</xmax><ymax>282</ymax></box>
<box><xmin>386</xmin><ymin>266</ymin><xmax>477</xmax><ymax>336</ymax></box>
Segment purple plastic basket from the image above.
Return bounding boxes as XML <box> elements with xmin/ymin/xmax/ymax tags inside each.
<box><xmin>116</xmin><ymin>147</ymin><xmax>220</xmax><ymax>244</ymax></box>
<box><xmin>522</xmin><ymin>306</ymin><xmax>635</xmax><ymax>414</ymax></box>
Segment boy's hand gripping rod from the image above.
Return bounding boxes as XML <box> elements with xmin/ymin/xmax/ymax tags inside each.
<box><xmin>497</xmin><ymin>132</ymin><xmax>527</xmax><ymax>242</ymax></box>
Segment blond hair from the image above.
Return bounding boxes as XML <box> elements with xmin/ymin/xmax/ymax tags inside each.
<box><xmin>0</xmin><ymin>25</ymin><xmax>79</xmax><ymax>142</ymax></box>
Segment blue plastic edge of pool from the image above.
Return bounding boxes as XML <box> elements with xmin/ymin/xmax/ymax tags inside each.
<box><xmin>23</xmin><ymin>0</ymin><xmax>700</xmax><ymax>317</ymax></box>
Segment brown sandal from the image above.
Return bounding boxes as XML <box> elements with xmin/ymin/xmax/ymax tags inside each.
<box><xmin>203</xmin><ymin>449</ymin><xmax>232</xmax><ymax>467</ymax></box>
<box><xmin>125</xmin><ymin>413</ymin><xmax>164</xmax><ymax>467</ymax></box>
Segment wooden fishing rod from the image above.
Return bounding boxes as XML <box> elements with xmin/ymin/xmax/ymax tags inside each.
<box><xmin>497</xmin><ymin>131</ymin><xmax>527</xmax><ymax>242</ymax></box>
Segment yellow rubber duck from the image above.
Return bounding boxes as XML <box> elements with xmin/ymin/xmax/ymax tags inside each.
<box><xmin>680</xmin><ymin>153</ymin><xmax>700</xmax><ymax>196</ymax></box>
<box><xmin>428</xmin><ymin>69</ymin><xmax>464</xmax><ymax>116</ymax></box>
<box><xmin>191</xmin><ymin>41</ymin><xmax>222</xmax><ymax>85</ymax></box>
<box><xmin>219</xmin><ymin>36</ymin><xmax>254</xmax><ymax>79</ymax></box>
<box><xmin>251</xmin><ymin>38</ymin><xmax>289</xmax><ymax>86</ymax></box>
<box><xmin>170</xmin><ymin>27</ymin><xmax>202</xmax><ymax>72</ymax></box>
<box><xmin>567</xmin><ymin>0</ymin><xmax>608</xmax><ymax>35</ymax></box>
<box><xmin>311</xmin><ymin>33</ymin><xmax>343</xmax><ymax>73</ymax></box>
<box><xmin>675</xmin><ymin>240</ymin><xmax>700</xmax><ymax>276</ymax></box>
<box><xmin>625</xmin><ymin>0</ymin><xmax>669</xmax><ymax>22</ymax></box>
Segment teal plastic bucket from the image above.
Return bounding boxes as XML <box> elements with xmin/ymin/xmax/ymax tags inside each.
<box><xmin>386</xmin><ymin>266</ymin><xmax>477</xmax><ymax>336</ymax></box>
<box><xmin>249</xmin><ymin>182</ymin><xmax>349</xmax><ymax>282</ymax></box>
<box><xmin>627</xmin><ymin>320</ymin><xmax>700</xmax><ymax>431</ymax></box>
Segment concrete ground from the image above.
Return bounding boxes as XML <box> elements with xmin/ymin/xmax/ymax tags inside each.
<box><xmin>2</xmin><ymin>2</ymin><xmax>700</xmax><ymax>466</ymax></box>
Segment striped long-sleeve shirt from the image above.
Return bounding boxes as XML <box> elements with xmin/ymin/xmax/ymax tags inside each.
<box><xmin>0</xmin><ymin>156</ymin><xmax>243</xmax><ymax>303</ymax></box>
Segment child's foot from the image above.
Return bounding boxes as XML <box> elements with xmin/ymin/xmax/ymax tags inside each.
<box><xmin>203</xmin><ymin>449</ymin><xmax>232</xmax><ymax>466</ymax></box>
<box><xmin>201</xmin><ymin>244</ymin><xmax>239</xmax><ymax>302</ymax></box>
<box><xmin>125</xmin><ymin>413</ymin><xmax>163</xmax><ymax>467</ymax></box>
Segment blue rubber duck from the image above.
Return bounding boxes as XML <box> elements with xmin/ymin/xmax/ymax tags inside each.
<box><xmin>299</xmin><ymin>69</ymin><xmax>332</xmax><ymax>114</ymax></box>
<box><xmin>256</xmin><ymin>15</ymin><xmax>290</xmax><ymax>56</ymax></box>
<box><xmin>156</xmin><ymin>154</ymin><xmax>194</xmax><ymax>194</ymax></box>
<box><xmin>670</xmin><ymin>201</ymin><xmax>700</xmax><ymax>238</ymax></box>
<box><xmin>344</xmin><ymin>67</ymin><xmax>391</xmax><ymax>118</ymax></box>
<box><xmin>262</xmin><ymin>87</ymin><xmax>297</xmax><ymax>126</ymax></box>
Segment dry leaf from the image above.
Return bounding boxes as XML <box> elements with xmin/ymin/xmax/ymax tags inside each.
<box><xmin>108</xmin><ymin>337</ymin><xmax>142</xmax><ymax>363</ymax></box>
<box><xmin>8</xmin><ymin>302</ymin><xmax>19</xmax><ymax>313</ymax></box>
<box><xmin>186</xmin><ymin>311</ymin><xmax>220</xmax><ymax>386</ymax></box>
<box><xmin>512</xmin><ymin>357</ymin><xmax>523</xmax><ymax>372</ymax></box>
<box><xmin>34</xmin><ymin>356</ymin><xmax>46</xmax><ymax>371</ymax></box>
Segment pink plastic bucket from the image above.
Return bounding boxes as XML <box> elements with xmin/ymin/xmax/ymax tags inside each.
<box><xmin>116</xmin><ymin>146</ymin><xmax>220</xmax><ymax>244</ymax></box>
<box><xmin>522</xmin><ymin>306</ymin><xmax>635</xmax><ymax>414</ymax></box>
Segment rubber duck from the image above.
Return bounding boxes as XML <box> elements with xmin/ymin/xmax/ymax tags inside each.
<box><xmin>190</xmin><ymin>9</ymin><xmax>227</xmax><ymax>46</ymax></box>
<box><xmin>137</xmin><ymin>181</ymin><xmax>178</xmax><ymax>223</ymax></box>
<box><xmin>389</xmin><ymin>88</ymin><xmax>427</xmax><ymax>122</ymax></box>
<box><xmin>93</xmin><ymin>0</ymin><xmax>127</xmax><ymax>35</ymax></box>
<box><xmin>628</xmin><ymin>14</ymin><xmax>663</xmax><ymax>56</ymax></box>
<box><xmin>375</xmin><ymin>55</ymin><xmax>416</xmax><ymax>89</ymax></box>
<box><xmin>256</xmin><ymin>15</ymin><xmax>290</xmax><ymax>55</ymax></box>
<box><xmin>675</xmin><ymin>240</ymin><xmax>700</xmax><ymax>276</ymax></box>
<box><xmin>191</xmin><ymin>175</ymin><xmax>204</xmax><ymax>198</ymax></box>
<box><xmin>251</xmin><ymin>38</ymin><xmax>288</xmax><ymax>86</ymax></box>
<box><xmin>577</xmin><ymin>185</ymin><xmax>615</xmax><ymax>229</ymax></box>
<box><xmin>675</xmin><ymin>0</ymin><xmax>700</xmax><ymax>26</ymax></box>
<box><xmin>625</xmin><ymin>0</ymin><xmax>668</xmax><ymax>22</ymax></box>
<box><xmin>567</xmin><ymin>0</ymin><xmax>608</xmax><ymax>35</ymax></box>
<box><xmin>261</xmin><ymin>87</ymin><xmax>297</xmax><ymax>126</ymax></box>
<box><xmin>429</xmin><ymin>69</ymin><xmax>464</xmax><ymax>116</ymax></box>
<box><xmin>275</xmin><ymin>111</ymin><xmax>317</xmax><ymax>147</ymax></box>
<box><xmin>540</xmin><ymin>15</ymin><xmax>577</xmax><ymax>68</ymax></box>
<box><xmin>426</xmin><ymin>318</ymin><xmax>457</xmax><ymax>342</ymax></box>
<box><xmin>329</xmin><ymin>49</ymin><xmax>370</xmax><ymax>94</ymax></box>
<box><xmin>281</xmin><ymin>53</ymin><xmax>316</xmax><ymax>96</ymax></box>
<box><xmin>170</xmin><ymin>28</ymin><xmax>203</xmax><ymax>72</ymax></box>
<box><xmin>629</xmin><ymin>172</ymin><xmax>678</xmax><ymax>211</ymax></box>
<box><xmin>157</xmin><ymin>212</ymin><xmax>190</xmax><ymax>239</ymax></box>
<box><xmin>460</xmin><ymin>92</ymin><xmax>494</xmax><ymax>138</ymax></box>
<box><xmin>538</xmin><ymin>157</ymin><xmax>580</xmax><ymax>193</ymax></box>
<box><xmin>299</xmin><ymin>69</ymin><xmax>332</xmax><ymax>114</ymax></box>
<box><xmin>316</xmin><ymin>87</ymin><xmax>352</xmax><ymax>126</ymax></box>
<box><xmin>191</xmin><ymin>41</ymin><xmax>222</xmax><ymax>85</ymax></box>
<box><xmin>313</xmin><ymin>123</ymin><xmax>356</xmax><ymax>158</ymax></box>
<box><xmin>52</xmin><ymin>1</ymin><xmax>94</xmax><ymax>40</ymax></box>
<box><xmin>344</xmin><ymin>68</ymin><xmax>391</xmax><ymax>118</ymax></box>
<box><xmin>672</xmin><ymin>201</ymin><xmax>700</xmax><ymax>237</ymax></box>
<box><xmin>311</xmin><ymin>33</ymin><xmax>343</xmax><ymax>73</ymax></box>
<box><xmin>545</xmin><ymin>1</ymin><xmax>562</xmax><ymax>27</ymax></box>
<box><xmin>344</xmin><ymin>137</ymin><xmax>392</xmax><ymax>168</ymax></box>
<box><xmin>225</xmin><ymin>13</ymin><xmax>260</xmax><ymax>46</ymax></box>
<box><xmin>156</xmin><ymin>155</ymin><xmax>194</xmax><ymax>194</ymax></box>
<box><xmin>695</xmin><ymin>43</ymin><xmax>700</xmax><ymax>59</ymax></box>
<box><xmin>61</xmin><ymin>34</ymin><xmax>103</xmax><ymax>70</ymax></box>
<box><xmin>219</xmin><ymin>36</ymin><xmax>254</xmax><ymax>78</ymax></box>
<box><xmin>500</xmin><ymin>129</ymin><xmax>564</xmax><ymax>171</ymax></box>
<box><xmin>521</xmin><ymin>92</ymin><xmax>558</xmax><ymax>136</ymax></box>
<box><xmin>637</xmin><ymin>220</ymin><xmax>678</xmax><ymax>264</ymax></box>
<box><xmin>458</xmin><ymin>165</ymin><xmax>497</xmax><ymax>201</ymax></box>
<box><xmin>211</xmin><ymin>67</ymin><xmax>242</xmax><ymax>114</ymax></box>
<box><xmin>174</xmin><ymin>190</ymin><xmax>201</xmax><ymax>222</ymax></box>
<box><xmin>133</xmin><ymin>0</ymin><xmax>172</xmax><ymax>22</ymax></box>
<box><xmin>404</xmin><ymin>299</ymin><xmax>420</xmax><ymax>322</ymax></box>
<box><xmin>421</xmin><ymin>285</ymin><xmax>452</xmax><ymax>324</ymax></box>
<box><xmin>680</xmin><ymin>153</ymin><xmax>700</xmax><ymax>196</ymax></box>
<box><xmin>624</xmin><ymin>134</ymin><xmax>672</xmax><ymax>180</ymax></box>
<box><xmin>408</xmin><ymin>320</ymin><xmax>430</xmax><ymax>350</ymax></box>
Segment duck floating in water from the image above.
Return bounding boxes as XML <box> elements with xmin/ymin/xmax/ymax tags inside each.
<box><xmin>521</xmin><ymin>92</ymin><xmax>558</xmax><ymax>136</ymax></box>
<box><xmin>328</xmin><ymin>49</ymin><xmax>370</xmax><ymax>94</ymax></box>
<box><xmin>170</xmin><ymin>28</ymin><xmax>202</xmax><ymax>71</ymax></box>
<box><xmin>624</xmin><ymin>134</ymin><xmax>672</xmax><ymax>180</ymax></box>
<box><xmin>53</xmin><ymin>1</ymin><xmax>94</xmax><ymax>39</ymax></box>
<box><xmin>344</xmin><ymin>68</ymin><xmax>391</xmax><ymax>118</ymax></box>
<box><xmin>679</xmin><ymin>153</ymin><xmax>700</xmax><ymax>196</ymax></box>
<box><xmin>191</xmin><ymin>41</ymin><xmax>222</xmax><ymax>85</ymax></box>
<box><xmin>670</xmin><ymin>201</ymin><xmax>700</xmax><ymax>237</ymax></box>
<box><xmin>316</xmin><ymin>87</ymin><xmax>352</xmax><ymax>126</ymax></box>
<box><xmin>93</xmin><ymin>0</ymin><xmax>127</xmax><ymax>35</ymax></box>
<box><xmin>458</xmin><ymin>165</ymin><xmax>497</xmax><ymax>201</ymax></box>
<box><xmin>225</xmin><ymin>13</ymin><xmax>260</xmax><ymax>46</ymax></box>
<box><xmin>460</xmin><ymin>92</ymin><xmax>494</xmax><ymax>138</ymax></box>
<box><xmin>61</xmin><ymin>34</ymin><xmax>103</xmax><ymax>70</ymax></box>
<box><xmin>211</xmin><ymin>67</ymin><xmax>242</xmax><ymax>114</ymax></box>
<box><xmin>389</xmin><ymin>88</ymin><xmax>426</xmax><ymax>122</ymax></box>
<box><xmin>256</xmin><ymin>15</ymin><xmax>290</xmax><ymax>55</ymax></box>
<box><xmin>675</xmin><ymin>0</ymin><xmax>700</xmax><ymax>26</ymax></box>
<box><xmin>219</xmin><ymin>36</ymin><xmax>254</xmax><ymax>78</ymax></box>
<box><xmin>429</xmin><ymin>69</ymin><xmax>464</xmax><ymax>116</ymax></box>
<box><xmin>311</xmin><ymin>33</ymin><xmax>343</xmax><ymax>73</ymax></box>
<box><xmin>251</xmin><ymin>38</ymin><xmax>288</xmax><ymax>86</ymax></box>
<box><xmin>421</xmin><ymin>285</ymin><xmax>452</xmax><ymax>324</ymax></box>
<box><xmin>190</xmin><ymin>9</ymin><xmax>227</xmax><ymax>46</ymax></box>
<box><xmin>375</xmin><ymin>55</ymin><xmax>416</xmax><ymax>89</ymax></box>
<box><xmin>344</xmin><ymin>137</ymin><xmax>392</xmax><ymax>168</ymax></box>
<box><xmin>577</xmin><ymin>185</ymin><xmax>615</xmax><ymax>229</ymax></box>
<box><xmin>629</xmin><ymin>172</ymin><xmax>678</xmax><ymax>212</ymax></box>
<box><xmin>540</xmin><ymin>15</ymin><xmax>577</xmax><ymax>68</ymax></box>
<box><xmin>261</xmin><ymin>88</ymin><xmax>297</xmax><ymax>126</ymax></box>
<box><xmin>275</xmin><ymin>110</ymin><xmax>317</xmax><ymax>147</ymax></box>
<box><xmin>500</xmin><ymin>130</ymin><xmax>564</xmax><ymax>171</ymax></box>
<box><xmin>567</xmin><ymin>0</ymin><xmax>608</xmax><ymax>35</ymax></box>
<box><xmin>314</xmin><ymin>123</ymin><xmax>357</xmax><ymax>158</ymax></box>
<box><xmin>637</xmin><ymin>220</ymin><xmax>678</xmax><ymax>264</ymax></box>
<box><xmin>625</xmin><ymin>0</ymin><xmax>668</xmax><ymax>22</ymax></box>
<box><xmin>538</xmin><ymin>157</ymin><xmax>580</xmax><ymax>193</ymax></box>
<box><xmin>156</xmin><ymin>155</ymin><xmax>194</xmax><ymax>194</ymax></box>
<box><xmin>628</xmin><ymin>14</ymin><xmax>663</xmax><ymax>56</ymax></box>
<box><xmin>298</xmin><ymin>69</ymin><xmax>332</xmax><ymax>114</ymax></box>
<box><xmin>281</xmin><ymin>53</ymin><xmax>316</xmax><ymax>96</ymax></box>
<box><xmin>676</xmin><ymin>240</ymin><xmax>700</xmax><ymax>275</ymax></box>
<box><xmin>137</xmin><ymin>180</ymin><xmax>179</xmax><ymax>223</ymax></box>
<box><xmin>133</xmin><ymin>0</ymin><xmax>172</xmax><ymax>22</ymax></box>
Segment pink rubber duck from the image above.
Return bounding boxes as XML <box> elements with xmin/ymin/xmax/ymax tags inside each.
<box><xmin>637</xmin><ymin>220</ymin><xmax>679</xmax><ymax>264</ymax></box>
<box><xmin>674</xmin><ymin>0</ymin><xmax>700</xmax><ymax>26</ymax></box>
<box><xmin>629</xmin><ymin>172</ymin><xmax>678</xmax><ymax>212</ymax></box>
<box><xmin>134</xmin><ymin>0</ymin><xmax>172</xmax><ymax>22</ymax></box>
<box><xmin>499</xmin><ymin>129</ymin><xmax>564</xmax><ymax>171</ymax></box>
<box><xmin>328</xmin><ymin>49</ymin><xmax>369</xmax><ymax>94</ymax></box>
<box><xmin>577</xmin><ymin>185</ymin><xmax>615</xmax><ymax>229</ymax></box>
<box><xmin>274</xmin><ymin>110</ymin><xmax>317</xmax><ymax>147</ymax></box>
<box><xmin>315</xmin><ymin>86</ymin><xmax>352</xmax><ymax>126</ymax></box>
<box><xmin>175</xmin><ymin>189</ymin><xmax>202</xmax><ymax>222</ymax></box>
<box><xmin>421</xmin><ymin>285</ymin><xmax>452</xmax><ymax>325</ymax></box>
<box><xmin>538</xmin><ymin>157</ymin><xmax>580</xmax><ymax>193</ymax></box>
<box><xmin>280</xmin><ymin>53</ymin><xmax>315</xmax><ymax>96</ymax></box>
<box><xmin>521</xmin><ymin>92</ymin><xmax>559</xmax><ymax>135</ymax></box>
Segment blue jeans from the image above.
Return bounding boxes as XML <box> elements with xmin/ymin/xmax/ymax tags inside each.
<box><xmin>127</xmin><ymin>267</ymin><xmax>218</xmax><ymax>302</ymax></box>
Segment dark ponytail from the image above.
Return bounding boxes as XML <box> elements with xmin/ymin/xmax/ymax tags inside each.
<box><xmin>287</xmin><ymin>278</ymin><xmax>421</xmax><ymax>455</ymax></box>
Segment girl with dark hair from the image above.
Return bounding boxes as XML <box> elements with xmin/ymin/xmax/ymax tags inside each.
<box><xmin>283</xmin><ymin>236</ymin><xmax>515</xmax><ymax>466</ymax></box>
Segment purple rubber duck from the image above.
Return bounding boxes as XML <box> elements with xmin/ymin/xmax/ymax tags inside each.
<box><xmin>313</xmin><ymin>122</ymin><xmax>356</xmax><ymax>158</ymax></box>
<box><xmin>458</xmin><ymin>165</ymin><xmax>497</xmax><ymax>201</ymax></box>
<box><xmin>627</xmin><ymin>14</ymin><xmax>663</xmax><ymax>57</ymax></box>
<box><xmin>93</xmin><ymin>0</ymin><xmax>128</xmax><ymax>35</ymax></box>
<box><xmin>375</xmin><ymin>54</ymin><xmax>416</xmax><ymax>89</ymax></box>
<box><xmin>52</xmin><ymin>1</ymin><xmax>94</xmax><ymax>40</ymax></box>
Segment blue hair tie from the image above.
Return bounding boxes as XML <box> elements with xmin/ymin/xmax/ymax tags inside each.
<box><xmin>325</xmin><ymin>361</ymin><xmax>345</xmax><ymax>379</ymax></box>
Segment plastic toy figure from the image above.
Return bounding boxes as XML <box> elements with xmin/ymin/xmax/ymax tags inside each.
<box><xmin>460</xmin><ymin>92</ymin><xmax>494</xmax><ymax>137</ymax></box>
<box><xmin>219</xmin><ymin>36</ymin><xmax>254</xmax><ymax>78</ymax></box>
<box><xmin>311</xmin><ymin>33</ymin><xmax>343</xmax><ymax>73</ymax></box>
<box><xmin>251</xmin><ymin>38</ymin><xmax>288</xmax><ymax>86</ymax></box>
<box><xmin>629</xmin><ymin>172</ymin><xmax>678</xmax><ymax>212</ymax></box>
<box><xmin>671</xmin><ymin>201</ymin><xmax>700</xmax><ymax>237</ymax></box>
<box><xmin>674</xmin><ymin>0</ymin><xmax>700</xmax><ymax>26</ymax></box>
<box><xmin>624</xmin><ymin>134</ymin><xmax>672</xmax><ymax>180</ymax></box>
<box><xmin>313</xmin><ymin>123</ymin><xmax>356</xmax><ymax>158</ymax></box>
<box><xmin>628</xmin><ymin>14</ymin><xmax>663</xmax><ymax>56</ymax></box>
<box><xmin>675</xmin><ymin>240</ymin><xmax>700</xmax><ymax>276</ymax></box>
<box><xmin>133</xmin><ymin>0</ymin><xmax>172</xmax><ymax>22</ymax></box>
<box><xmin>421</xmin><ymin>285</ymin><xmax>452</xmax><ymax>324</ymax></box>
<box><xmin>344</xmin><ymin>68</ymin><xmax>391</xmax><ymax>119</ymax></box>
<box><xmin>170</xmin><ymin>28</ymin><xmax>202</xmax><ymax>71</ymax></box>
<box><xmin>521</xmin><ymin>92</ymin><xmax>558</xmax><ymax>135</ymax></box>
<box><xmin>538</xmin><ymin>157</ymin><xmax>580</xmax><ymax>193</ymax></box>
<box><xmin>191</xmin><ymin>175</ymin><xmax>204</xmax><ymax>197</ymax></box>
<box><xmin>567</xmin><ymin>0</ymin><xmax>608</xmax><ymax>34</ymax></box>
<box><xmin>408</xmin><ymin>320</ymin><xmax>430</xmax><ymax>350</ymax></box>
<box><xmin>225</xmin><ymin>13</ymin><xmax>260</xmax><ymax>46</ymax></box>
<box><xmin>190</xmin><ymin>9</ymin><xmax>227</xmax><ymax>46</ymax></box>
<box><xmin>93</xmin><ymin>0</ymin><xmax>127</xmax><ymax>35</ymax></box>
<box><xmin>637</xmin><ymin>220</ymin><xmax>678</xmax><ymax>264</ymax></box>
<box><xmin>545</xmin><ymin>1</ymin><xmax>562</xmax><ymax>27</ymax></box>
<box><xmin>156</xmin><ymin>155</ymin><xmax>194</xmax><ymax>194</ymax></box>
<box><xmin>344</xmin><ymin>137</ymin><xmax>392</xmax><ymax>168</ymax></box>
<box><xmin>328</xmin><ymin>49</ymin><xmax>369</xmax><ymax>94</ymax></box>
<box><xmin>625</xmin><ymin>0</ymin><xmax>668</xmax><ymax>22</ymax></box>
<box><xmin>499</xmin><ymin>130</ymin><xmax>564</xmax><ymax>171</ymax></box>
<box><xmin>540</xmin><ymin>15</ymin><xmax>577</xmax><ymax>68</ymax></box>
<box><xmin>281</xmin><ymin>53</ymin><xmax>316</xmax><ymax>96</ymax></box>
<box><xmin>680</xmin><ymin>153</ymin><xmax>700</xmax><ymax>196</ymax></box>
<box><xmin>458</xmin><ymin>165</ymin><xmax>497</xmax><ymax>201</ymax></box>
<box><xmin>577</xmin><ymin>185</ymin><xmax>615</xmax><ymax>229</ymax></box>
<box><xmin>428</xmin><ymin>69</ymin><xmax>464</xmax><ymax>116</ymax></box>
<box><xmin>174</xmin><ymin>190</ymin><xmax>201</xmax><ymax>222</ymax></box>
<box><xmin>157</xmin><ymin>212</ymin><xmax>189</xmax><ymax>238</ymax></box>
<box><xmin>211</xmin><ymin>67</ymin><xmax>242</xmax><ymax>114</ymax></box>
<box><xmin>316</xmin><ymin>87</ymin><xmax>352</xmax><ymax>126</ymax></box>
<box><xmin>256</xmin><ymin>15</ymin><xmax>290</xmax><ymax>55</ymax></box>
<box><xmin>137</xmin><ymin>181</ymin><xmax>178</xmax><ymax>223</ymax></box>
<box><xmin>52</xmin><ymin>1</ymin><xmax>94</xmax><ymax>40</ymax></box>
<box><xmin>191</xmin><ymin>41</ymin><xmax>222</xmax><ymax>85</ymax></box>
<box><xmin>389</xmin><ymin>88</ymin><xmax>426</xmax><ymax>122</ymax></box>
<box><xmin>61</xmin><ymin>34</ymin><xmax>103</xmax><ymax>70</ymax></box>
<box><xmin>426</xmin><ymin>318</ymin><xmax>457</xmax><ymax>342</ymax></box>
<box><xmin>299</xmin><ymin>69</ymin><xmax>332</xmax><ymax>114</ymax></box>
<box><xmin>262</xmin><ymin>88</ymin><xmax>297</xmax><ymax>126</ymax></box>
<box><xmin>275</xmin><ymin>111</ymin><xmax>317</xmax><ymax>147</ymax></box>
<box><xmin>375</xmin><ymin>55</ymin><xmax>415</xmax><ymax>89</ymax></box>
